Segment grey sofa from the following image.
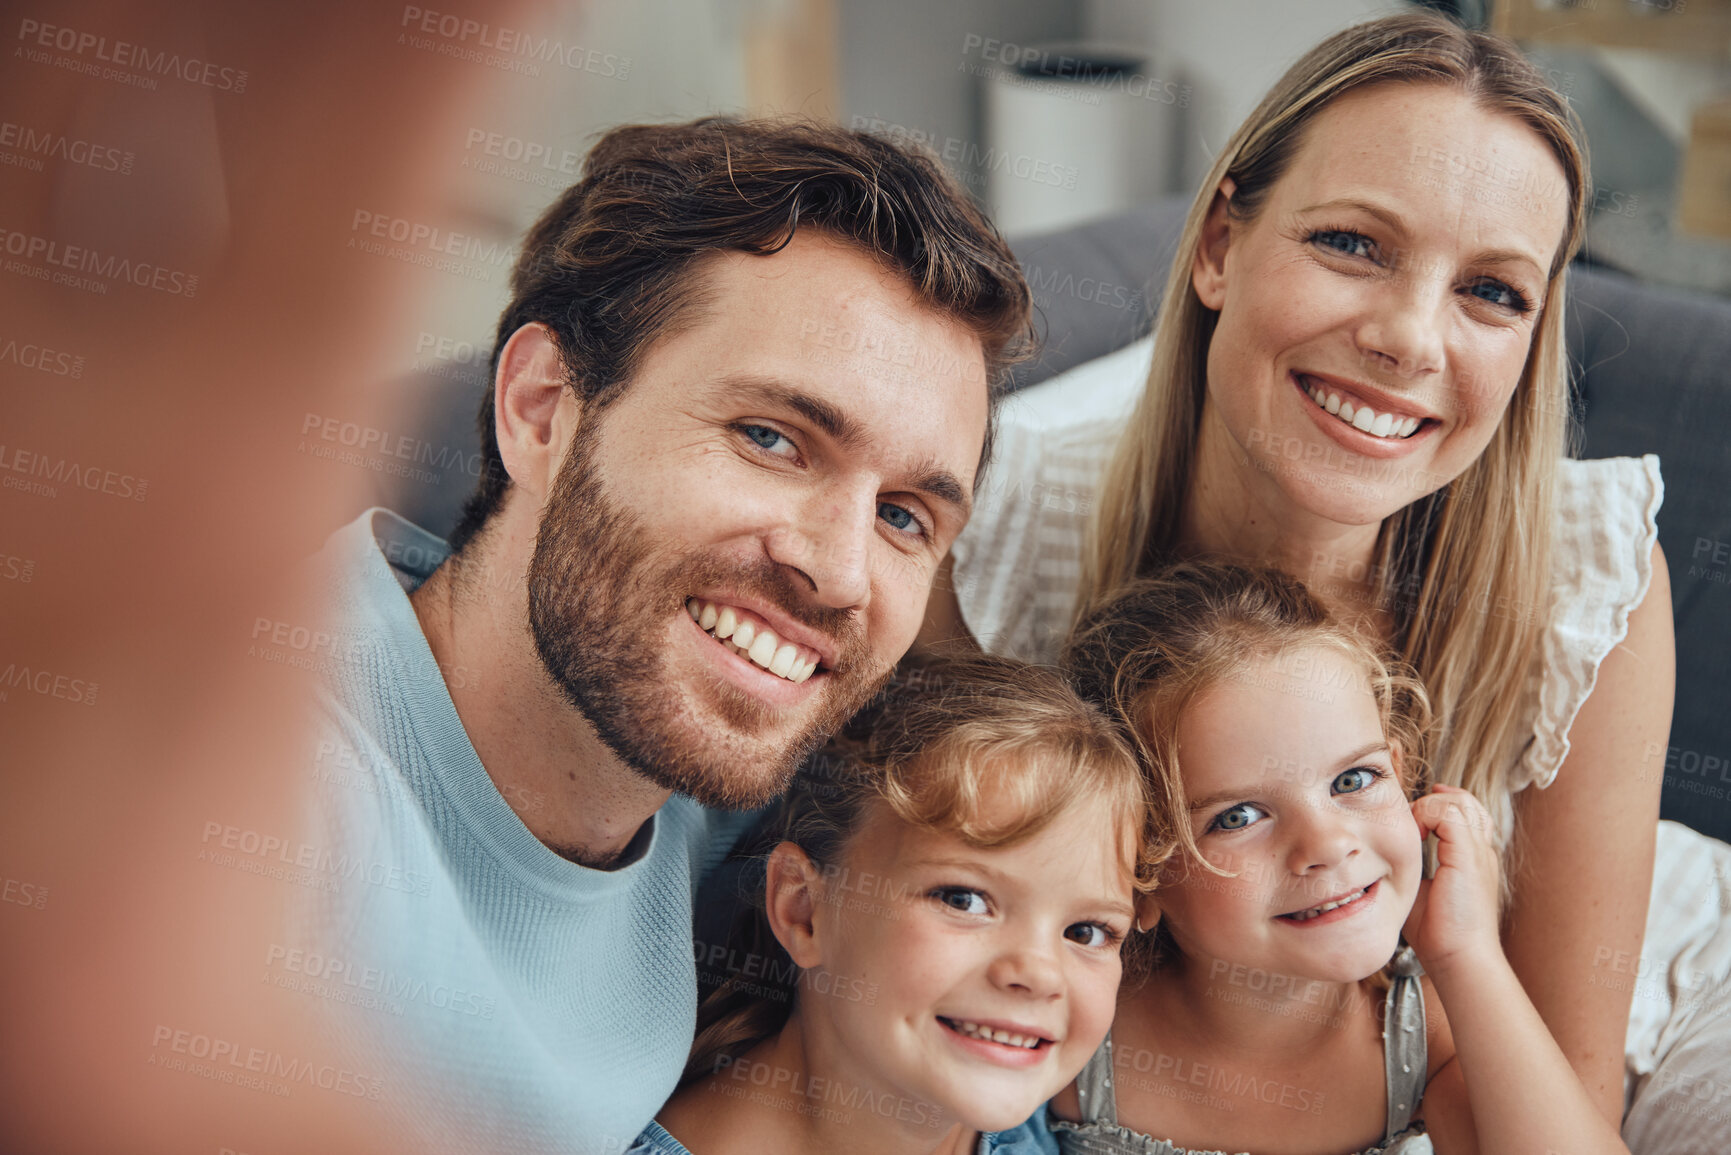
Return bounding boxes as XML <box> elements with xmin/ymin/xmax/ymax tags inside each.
<box><xmin>386</xmin><ymin>194</ymin><xmax>1731</xmax><ymax>842</ymax></box>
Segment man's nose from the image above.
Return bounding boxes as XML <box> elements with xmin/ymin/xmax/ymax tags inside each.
<box><xmin>763</xmin><ymin>485</ymin><xmax>875</xmax><ymax>610</ymax></box>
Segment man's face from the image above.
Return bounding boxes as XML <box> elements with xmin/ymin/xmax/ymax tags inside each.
<box><xmin>528</xmin><ymin>231</ymin><xmax>991</xmax><ymax>810</ymax></box>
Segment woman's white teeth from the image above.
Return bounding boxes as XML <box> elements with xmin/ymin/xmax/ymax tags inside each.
<box><xmin>686</xmin><ymin>599</ymin><xmax>817</xmax><ymax>683</ymax></box>
<box><xmin>1306</xmin><ymin>381</ymin><xmax>1420</xmax><ymax>440</ymax></box>
<box><xmin>947</xmin><ymin>1018</ymin><xmax>1042</xmax><ymax>1049</ymax></box>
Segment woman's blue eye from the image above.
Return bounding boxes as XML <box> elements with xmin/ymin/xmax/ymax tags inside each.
<box><xmin>933</xmin><ymin>887</ymin><xmax>988</xmax><ymax>915</ymax></box>
<box><xmin>741</xmin><ymin>424</ymin><xmax>795</xmax><ymax>455</ymax></box>
<box><xmin>1466</xmin><ymin>278</ymin><xmax>1531</xmax><ymax>312</ymax></box>
<box><xmin>879</xmin><ymin>501</ymin><xmax>922</xmax><ymax>535</ymax></box>
<box><xmin>1314</xmin><ymin>229</ymin><xmax>1376</xmax><ymax>259</ymax></box>
<box><xmin>1211</xmin><ymin>803</ymin><xmax>1265</xmax><ymax>832</ymax></box>
<box><xmin>1332</xmin><ymin>767</ymin><xmax>1378</xmax><ymax>795</ymax></box>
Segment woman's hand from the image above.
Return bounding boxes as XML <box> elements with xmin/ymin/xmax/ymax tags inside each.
<box><xmin>1403</xmin><ymin>785</ymin><xmax>1502</xmax><ymax>979</ymax></box>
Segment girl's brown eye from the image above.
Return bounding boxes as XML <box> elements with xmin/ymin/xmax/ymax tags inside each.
<box><xmin>1064</xmin><ymin>922</ymin><xmax>1118</xmax><ymax>948</ymax></box>
<box><xmin>930</xmin><ymin>887</ymin><xmax>987</xmax><ymax>915</ymax></box>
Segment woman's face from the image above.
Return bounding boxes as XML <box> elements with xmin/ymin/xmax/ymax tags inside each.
<box><xmin>1193</xmin><ymin>82</ymin><xmax>1571</xmax><ymax>527</ymax></box>
<box><xmin>791</xmin><ymin>794</ymin><xmax>1135</xmax><ymax>1135</ymax></box>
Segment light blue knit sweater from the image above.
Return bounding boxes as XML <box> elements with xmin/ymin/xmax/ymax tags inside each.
<box><xmin>300</xmin><ymin>510</ymin><xmax>754</xmax><ymax>1154</ymax></box>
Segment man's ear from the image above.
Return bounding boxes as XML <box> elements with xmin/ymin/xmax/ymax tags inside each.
<box><xmin>493</xmin><ymin>322</ymin><xmax>578</xmax><ymax>505</ymax></box>
<box><xmin>1190</xmin><ymin>177</ymin><xmax>1237</xmax><ymax>312</ymax></box>
<box><xmin>765</xmin><ymin>842</ymin><xmax>826</xmax><ymax>969</ymax></box>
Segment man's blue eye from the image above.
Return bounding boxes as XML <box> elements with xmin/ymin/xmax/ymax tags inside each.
<box><xmin>1332</xmin><ymin>768</ymin><xmax>1377</xmax><ymax>794</ymax></box>
<box><xmin>743</xmin><ymin>425</ymin><xmax>791</xmax><ymax>453</ymax></box>
<box><xmin>879</xmin><ymin>502</ymin><xmax>919</xmax><ymax>534</ymax></box>
<box><xmin>1211</xmin><ymin>803</ymin><xmax>1264</xmax><ymax>832</ymax></box>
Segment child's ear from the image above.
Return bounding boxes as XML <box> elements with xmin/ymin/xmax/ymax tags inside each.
<box><xmin>765</xmin><ymin>842</ymin><xmax>825</xmax><ymax>969</ymax></box>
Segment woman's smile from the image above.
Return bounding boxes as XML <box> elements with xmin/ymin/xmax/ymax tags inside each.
<box><xmin>1289</xmin><ymin>371</ymin><xmax>1440</xmax><ymax>462</ymax></box>
<box><xmin>1193</xmin><ymin>81</ymin><xmax>1569</xmax><ymax>529</ymax></box>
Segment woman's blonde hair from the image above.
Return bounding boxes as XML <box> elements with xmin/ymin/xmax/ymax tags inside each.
<box><xmin>1064</xmin><ymin>561</ymin><xmax>1435</xmax><ymax>970</ymax></box>
<box><xmin>684</xmin><ymin>653</ymin><xmax>1151</xmax><ymax>1081</ymax></box>
<box><xmin>1082</xmin><ymin>11</ymin><xmax>1589</xmax><ymax>850</ymax></box>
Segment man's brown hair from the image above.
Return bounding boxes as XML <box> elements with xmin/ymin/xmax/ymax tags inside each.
<box><xmin>448</xmin><ymin>116</ymin><xmax>1035</xmax><ymax>553</ymax></box>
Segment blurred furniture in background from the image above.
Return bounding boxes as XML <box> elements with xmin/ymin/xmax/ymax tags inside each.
<box><xmin>1681</xmin><ymin>96</ymin><xmax>1731</xmax><ymax>239</ymax></box>
<box><xmin>1490</xmin><ymin>0</ymin><xmax>1731</xmax><ymax>283</ymax></box>
<box><xmin>1493</xmin><ymin>0</ymin><xmax>1731</xmax><ymax>56</ymax></box>
<box><xmin>981</xmin><ymin>42</ymin><xmax>1178</xmax><ymax>235</ymax></box>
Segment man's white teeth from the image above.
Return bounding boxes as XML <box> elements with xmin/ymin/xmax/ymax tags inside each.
<box><xmin>685</xmin><ymin>599</ymin><xmax>818</xmax><ymax>683</ymax></box>
<box><xmin>946</xmin><ymin>1018</ymin><xmax>1043</xmax><ymax>1049</ymax></box>
<box><xmin>1287</xmin><ymin>885</ymin><xmax>1370</xmax><ymax>921</ymax></box>
<box><xmin>1306</xmin><ymin>381</ymin><xmax>1420</xmax><ymax>440</ymax></box>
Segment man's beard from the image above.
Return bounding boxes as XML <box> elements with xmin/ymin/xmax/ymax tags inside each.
<box><xmin>525</xmin><ymin>420</ymin><xmax>887</xmax><ymax>811</ymax></box>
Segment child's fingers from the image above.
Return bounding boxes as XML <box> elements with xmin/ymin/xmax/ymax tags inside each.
<box><xmin>1412</xmin><ymin>787</ymin><xmax>1497</xmax><ymax>846</ymax></box>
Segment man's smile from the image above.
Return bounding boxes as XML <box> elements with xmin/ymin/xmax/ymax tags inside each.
<box><xmin>686</xmin><ymin>597</ymin><xmax>823</xmax><ymax>683</ymax></box>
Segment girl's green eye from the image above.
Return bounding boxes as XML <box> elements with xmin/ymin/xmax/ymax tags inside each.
<box><xmin>1332</xmin><ymin>767</ymin><xmax>1377</xmax><ymax>795</ymax></box>
<box><xmin>1211</xmin><ymin>802</ymin><xmax>1265</xmax><ymax>832</ymax></box>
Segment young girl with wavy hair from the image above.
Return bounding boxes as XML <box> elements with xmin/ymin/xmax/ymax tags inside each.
<box><xmin>629</xmin><ymin>654</ymin><xmax>1155</xmax><ymax>1155</ymax></box>
<box><xmin>1053</xmin><ymin>563</ymin><xmax>1629</xmax><ymax>1154</ymax></box>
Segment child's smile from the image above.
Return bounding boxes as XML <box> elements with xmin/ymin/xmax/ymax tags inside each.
<box><xmin>1156</xmin><ymin>644</ymin><xmax>1424</xmax><ymax>984</ymax></box>
<box><xmin>1275</xmin><ymin>877</ymin><xmax>1380</xmax><ymax>924</ymax></box>
<box><xmin>934</xmin><ymin>1014</ymin><xmax>1056</xmax><ymax>1065</ymax></box>
<box><xmin>799</xmin><ymin>794</ymin><xmax>1135</xmax><ymax>1134</ymax></box>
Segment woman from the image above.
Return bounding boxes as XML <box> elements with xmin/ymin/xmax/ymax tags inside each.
<box><xmin>922</xmin><ymin>12</ymin><xmax>1731</xmax><ymax>1151</ymax></box>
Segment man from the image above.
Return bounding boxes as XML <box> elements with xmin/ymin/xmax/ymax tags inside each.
<box><xmin>301</xmin><ymin>118</ymin><xmax>1030</xmax><ymax>1153</ymax></box>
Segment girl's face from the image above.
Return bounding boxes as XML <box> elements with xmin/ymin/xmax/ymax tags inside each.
<box><xmin>796</xmin><ymin>793</ymin><xmax>1135</xmax><ymax>1134</ymax></box>
<box><xmin>1193</xmin><ymin>81</ymin><xmax>1571</xmax><ymax>526</ymax></box>
<box><xmin>1153</xmin><ymin>647</ymin><xmax>1423</xmax><ymax>984</ymax></box>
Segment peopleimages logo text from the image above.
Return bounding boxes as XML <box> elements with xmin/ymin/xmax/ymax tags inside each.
<box><xmin>15</xmin><ymin>18</ymin><xmax>249</xmax><ymax>91</ymax></box>
<box><xmin>0</xmin><ymin>227</ymin><xmax>197</xmax><ymax>296</ymax></box>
